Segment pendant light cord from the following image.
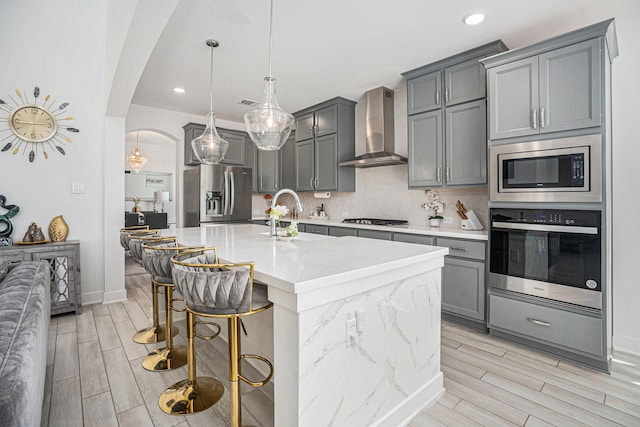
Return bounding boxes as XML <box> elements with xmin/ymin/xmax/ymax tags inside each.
<box><xmin>209</xmin><ymin>44</ymin><xmax>215</xmax><ymax>113</ymax></box>
<box><xmin>268</xmin><ymin>0</ymin><xmax>274</xmax><ymax>77</ymax></box>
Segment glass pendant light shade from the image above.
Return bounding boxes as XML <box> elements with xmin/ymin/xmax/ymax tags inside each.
<box><xmin>244</xmin><ymin>0</ymin><xmax>293</xmax><ymax>151</ymax></box>
<box><xmin>192</xmin><ymin>112</ymin><xmax>229</xmax><ymax>164</ymax></box>
<box><xmin>192</xmin><ymin>39</ymin><xmax>229</xmax><ymax>164</ymax></box>
<box><xmin>244</xmin><ymin>76</ymin><xmax>294</xmax><ymax>151</ymax></box>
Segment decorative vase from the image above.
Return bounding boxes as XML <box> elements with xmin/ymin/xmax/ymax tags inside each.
<box><xmin>48</xmin><ymin>215</ymin><xmax>69</xmax><ymax>242</ymax></box>
<box><xmin>429</xmin><ymin>218</ymin><xmax>442</xmax><ymax>227</ymax></box>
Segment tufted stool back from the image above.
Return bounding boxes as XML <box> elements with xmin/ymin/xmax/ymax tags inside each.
<box><xmin>119</xmin><ymin>226</ymin><xmax>150</xmax><ymax>250</ymax></box>
<box><xmin>128</xmin><ymin>232</ymin><xmax>162</xmax><ymax>263</ymax></box>
<box><xmin>172</xmin><ymin>249</ymin><xmax>269</xmax><ymax>316</ymax></box>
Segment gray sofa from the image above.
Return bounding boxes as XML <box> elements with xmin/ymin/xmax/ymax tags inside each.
<box><xmin>0</xmin><ymin>261</ymin><xmax>50</xmax><ymax>427</ymax></box>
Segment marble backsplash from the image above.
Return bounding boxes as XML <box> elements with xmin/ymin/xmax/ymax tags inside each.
<box><xmin>253</xmin><ymin>164</ymin><xmax>489</xmax><ymax>229</ymax></box>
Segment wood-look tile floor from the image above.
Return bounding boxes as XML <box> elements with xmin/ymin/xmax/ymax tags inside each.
<box><xmin>43</xmin><ymin>259</ymin><xmax>640</xmax><ymax>426</ymax></box>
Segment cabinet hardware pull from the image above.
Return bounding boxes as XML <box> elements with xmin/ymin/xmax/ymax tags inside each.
<box><xmin>450</xmin><ymin>247</ymin><xmax>468</xmax><ymax>251</ymax></box>
<box><xmin>445</xmin><ymin>87</ymin><xmax>450</xmax><ymax>103</ymax></box>
<box><xmin>310</xmin><ymin>126</ymin><xmax>314</xmax><ymax>136</ymax></box>
<box><xmin>436</xmin><ymin>167</ymin><xmax>441</xmax><ymax>183</ymax></box>
<box><xmin>540</xmin><ymin>108</ymin><xmax>545</xmax><ymax>128</ymax></box>
<box><xmin>435</xmin><ymin>89</ymin><xmax>440</xmax><ymax>105</ymax></box>
<box><xmin>315</xmin><ymin>177</ymin><xmax>318</xmax><ymax>188</ymax></box>
<box><xmin>527</xmin><ymin>318</ymin><xmax>551</xmax><ymax>327</ymax></box>
<box><xmin>310</xmin><ymin>178</ymin><xmax>314</xmax><ymax>189</ymax></box>
<box><xmin>446</xmin><ymin>165</ymin><xmax>450</xmax><ymax>182</ymax></box>
<box><xmin>532</xmin><ymin>108</ymin><xmax>538</xmax><ymax>129</ymax></box>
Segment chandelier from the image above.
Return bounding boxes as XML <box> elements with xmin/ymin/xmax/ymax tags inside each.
<box><xmin>127</xmin><ymin>132</ymin><xmax>147</xmax><ymax>173</ymax></box>
<box><xmin>191</xmin><ymin>39</ymin><xmax>229</xmax><ymax>164</ymax></box>
<box><xmin>244</xmin><ymin>0</ymin><xmax>294</xmax><ymax>151</ymax></box>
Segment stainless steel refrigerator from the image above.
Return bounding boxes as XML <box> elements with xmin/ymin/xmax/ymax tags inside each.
<box><xmin>183</xmin><ymin>165</ymin><xmax>252</xmax><ymax>227</ymax></box>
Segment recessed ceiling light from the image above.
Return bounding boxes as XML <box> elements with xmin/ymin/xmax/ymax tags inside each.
<box><xmin>173</xmin><ymin>87</ymin><xmax>186</xmax><ymax>94</ymax></box>
<box><xmin>463</xmin><ymin>12</ymin><xmax>485</xmax><ymax>26</ymax></box>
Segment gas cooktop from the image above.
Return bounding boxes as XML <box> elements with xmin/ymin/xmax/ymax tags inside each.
<box><xmin>342</xmin><ymin>218</ymin><xmax>409</xmax><ymax>226</ymax></box>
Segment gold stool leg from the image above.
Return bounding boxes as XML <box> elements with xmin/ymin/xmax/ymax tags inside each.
<box><xmin>229</xmin><ymin>317</ymin><xmax>242</xmax><ymax>427</ymax></box>
<box><xmin>142</xmin><ymin>284</ymin><xmax>187</xmax><ymax>371</ymax></box>
<box><xmin>159</xmin><ymin>310</ymin><xmax>224</xmax><ymax>415</ymax></box>
<box><xmin>133</xmin><ymin>279</ymin><xmax>179</xmax><ymax>344</ymax></box>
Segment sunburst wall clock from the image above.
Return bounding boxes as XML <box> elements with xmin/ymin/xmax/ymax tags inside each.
<box><xmin>0</xmin><ymin>86</ymin><xmax>79</xmax><ymax>162</ymax></box>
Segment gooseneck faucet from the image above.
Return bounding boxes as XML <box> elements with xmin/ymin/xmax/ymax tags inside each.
<box><xmin>270</xmin><ymin>188</ymin><xmax>304</xmax><ymax>238</ymax></box>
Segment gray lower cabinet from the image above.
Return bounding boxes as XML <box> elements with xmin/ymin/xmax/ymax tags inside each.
<box><xmin>305</xmin><ymin>224</ymin><xmax>329</xmax><ymax>235</ymax></box>
<box><xmin>357</xmin><ymin>229</ymin><xmax>391</xmax><ymax>240</ymax></box>
<box><xmin>404</xmin><ymin>41</ymin><xmax>506</xmax><ymax>188</ymax></box>
<box><xmin>293</xmin><ymin>97</ymin><xmax>356</xmax><ymax>192</ymax></box>
<box><xmin>392</xmin><ymin>233</ymin><xmax>434</xmax><ymax>245</ymax></box>
<box><xmin>436</xmin><ymin>237</ymin><xmax>487</xmax><ymax>324</ymax></box>
<box><xmin>329</xmin><ymin>227</ymin><xmax>357</xmax><ymax>237</ymax></box>
<box><xmin>183</xmin><ymin>123</ymin><xmax>248</xmax><ymax>166</ymax></box>
<box><xmin>0</xmin><ymin>241</ymin><xmax>81</xmax><ymax>315</ymax></box>
<box><xmin>442</xmin><ymin>257</ymin><xmax>485</xmax><ymax>321</ymax></box>
<box><xmin>485</xmin><ymin>37</ymin><xmax>602</xmax><ymax>140</ymax></box>
<box><xmin>489</xmin><ymin>293</ymin><xmax>603</xmax><ymax>357</ymax></box>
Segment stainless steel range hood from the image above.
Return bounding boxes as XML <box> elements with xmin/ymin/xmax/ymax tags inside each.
<box><xmin>339</xmin><ymin>86</ymin><xmax>407</xmax><ymax>168</ymax></box>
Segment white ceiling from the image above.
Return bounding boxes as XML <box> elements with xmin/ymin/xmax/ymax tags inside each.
<box><xmin>132</xmin><ymin>0</ymin><xmax>624</xmax><ymax>123</ymax></box>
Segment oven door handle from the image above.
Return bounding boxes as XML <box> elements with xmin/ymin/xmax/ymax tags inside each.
<box><xmin>492</xmin><ymin>221</ymin><xmax>598</xmax><ymax>235</ymax></box>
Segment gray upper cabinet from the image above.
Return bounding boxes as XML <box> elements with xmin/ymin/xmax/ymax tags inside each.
<box><xmin>257</xmin><ymin>149</ymin><xmax>279</xmax><ymax>193</ymax></box>
<box><xmin>293</xmin><ymin>97</ymin><xmax>356</xmax><ymax>192</ymax></box>
<box><xmin>444</xmin><ymin>57</ymin><xmax>488</xmax><ymax>106</ymax></box>
<box><xmin>486</xmin><ymin>57</ymin><xmax>539</xmax><ymax>140</ymax></box>
<box><xmin>295</xmin><ymin>139</ymin><xmax>314</xmax><ymax>191</ymax></box>
<box><xmin>217</xmin><ymin>129</ymin><xmax>246</xmax><ymax>165</ymax></box>
<box><xmin>408</xmin><ymin>110</ymin><xmax>442</xmax><ymax>187</ymax></box>
<box><xmin>407</xmin><ymin>71</ymin><xmax>441</xmax><ymax>115</ymax></box>
<box><xmin>404</xmin><ymin>41</ymin><xmax>507</xmax><ymax>188</ymax></box>
<box><xmin>295</xmin><ymin>112</ymin><xmax>315</xmax><ymax>141</ymax></box>
<box><xmin>486</xmin><ymin>38</ymin><xmax>602</xmax><ymax>140</ymax></box>
<box><xmin>445</xmin><ymin>100</ymin><xmax>487</xmax><ymax>185</ymax></box>
<box><xmin>315</xmin><ymin>134</ymin><xmax>338</xmax><ymax>190</ymax></box>
<box><xmin>256</xmin><ymin>132</ymin><xmax>295</xmax><ymax>193</ymax></box>
<box><xmin>183</xmin><ymin>123</ymin><xmax>248</xmax><ymax>167</ymax></box>
<box><xmin>280</xmin><ymin>133</ymin><xmax>296</xmax><ymax>189</ymax></box>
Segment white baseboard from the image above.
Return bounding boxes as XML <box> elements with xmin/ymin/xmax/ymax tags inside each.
<box><xmin>81</xmin><ymin>291</ymin><xmax>104</xmax><ymax>305</ymax></box>
<box><xmin>371</xmin><ymin>371</ymin><xmax>444</xmax><ymax>427</ymax></box>
<box><xmin>102</xmin><ymin>289</ymin><xmax>128</xmax><ymax>304</ymax></box>
<box><xmin>614</xmin><ymin>335</ymin><xmax>640</xmax><ymax>357</ymax></box>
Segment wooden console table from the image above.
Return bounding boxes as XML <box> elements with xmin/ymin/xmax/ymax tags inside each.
<box><xmin>0</xmin><ymin>240</ymin><xmax>81</xmax><ymax>315</ymax></box>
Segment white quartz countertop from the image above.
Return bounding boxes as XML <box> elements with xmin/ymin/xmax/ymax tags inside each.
<box><xmin>251</xmin><ymin>216</ymin><xmax>488</xmax><ymax>241</ymax></box>
<box><xmin>161</xmin><ymin>224</ymin><xmax>449</xmax><ymax>294</ymax></box>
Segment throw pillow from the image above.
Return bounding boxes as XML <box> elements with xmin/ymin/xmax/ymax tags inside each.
<box><xmin>0</xmin><ymin>258</ymin><xmax>9</xmax><ymax>282</ymax></box>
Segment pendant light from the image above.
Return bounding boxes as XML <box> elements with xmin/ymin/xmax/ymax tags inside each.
<box><xmin>127</xmin><ymin>131</ymin><xmax>148</xmax><ymax>173</ymax></box>
<box><xmin>244</xmin><ymin>0</ymin><xmax>294</xmax><ymax>151</ymax></box>
<box><xmin>191</xmin><ymin>39</ymin><xmax>229</xmax><ymax>164</ymax></box>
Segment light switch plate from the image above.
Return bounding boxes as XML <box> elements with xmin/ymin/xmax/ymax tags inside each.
<box><xmin>71</xmin><ymin>183</ymin><xmax>85</xmax><ymax>194</ymax></box>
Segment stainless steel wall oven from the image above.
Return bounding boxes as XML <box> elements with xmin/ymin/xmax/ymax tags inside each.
<box><xmin>489</xmin><ymin>208</ymin><xmax>602</xmax><ymax>309</ymax></box>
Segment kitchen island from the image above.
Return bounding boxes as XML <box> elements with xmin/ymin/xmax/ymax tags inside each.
<box><xmin>161</xmin><ymin>224</ymin><xmax>448</xmax><ymax>426</ymax></box>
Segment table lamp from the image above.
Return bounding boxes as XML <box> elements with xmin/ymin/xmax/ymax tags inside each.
<box><xmin>154</xmin><ymin>191</ymin><xmax>170</xmax><ymax>213</ymax></box>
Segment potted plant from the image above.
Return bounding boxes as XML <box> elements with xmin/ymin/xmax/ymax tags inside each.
<box><xmin>269</xmin><ymin>204</ymin><xmax>289</xmax><ymax>234</ymax></box>
<box><xmin>131</xmin><ymin>196</ymin><xmax>142</xmax><ymax>213</ymax></box>
<box><xmin>420</xmin><ymin>189</ymin><xmax>446</xmax><ymax>227</ymax></box>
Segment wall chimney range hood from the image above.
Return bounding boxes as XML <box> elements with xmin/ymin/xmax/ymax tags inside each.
<box><xmin>339</xmin><ymin>86</ymin><xmax>407</xmax><ymax>168</ymax></box>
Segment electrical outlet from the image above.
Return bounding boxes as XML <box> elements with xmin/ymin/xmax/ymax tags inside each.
<box><xmin>443</xmin><ymin>216</ymin><xmax>453</xmax><ymax>224</ymax></box>
<box><xmin>342</xmin><ymin>212</ymin><xmax>349</xmax><ymax>218</ymax></box>
<box><xmin>253</xmin><ymin>209</ymin><xmax>262</xmax><ymax>215</ymax></box>
<box><xmin>346</xmin><ymin>315</ymin><xmax>358</xmax><ymax>346</ymax></box>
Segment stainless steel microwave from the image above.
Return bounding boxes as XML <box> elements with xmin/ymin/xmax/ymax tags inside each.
<box><xmin>489</xmin><ymin>135</ymin><xmax>602</xmax><ymax>203</ymax></box>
